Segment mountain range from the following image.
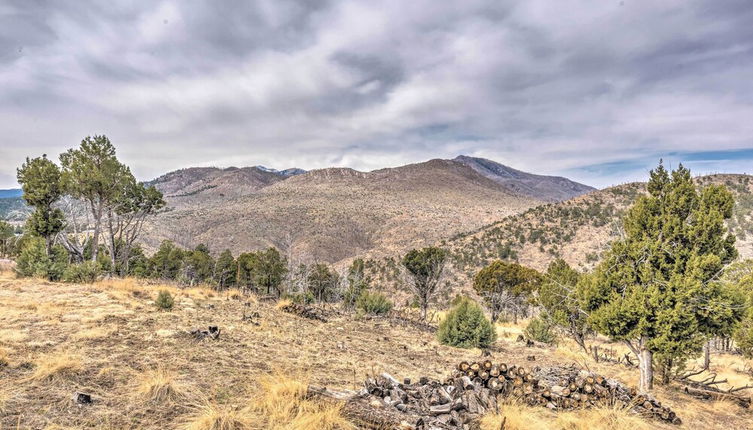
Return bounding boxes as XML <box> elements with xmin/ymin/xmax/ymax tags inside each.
<box><xmin>141</xmin><ymin>156</ymin><xmax>594</xmax><ymax>263</ymax></box>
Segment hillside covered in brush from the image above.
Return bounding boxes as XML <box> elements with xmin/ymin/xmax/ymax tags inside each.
<box><xmin>447</xmin><ymin>174</ymin><xmax>753</xmax><ymax>278</ymax></box>
<box><xmin>141</xmin><ymin>157</ymin><xmax>593</xmax><ymax>264</ymax></box>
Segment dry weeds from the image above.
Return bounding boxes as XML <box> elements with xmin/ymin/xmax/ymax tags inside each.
<box><xmin>29</xmin><ymin>352</ymin><xmax>83</xmax><ymax>382</ymax></box>
<box><xmin>183</xmin><ymin>403</ymin><xmax>254</xmax><ymax>430</ymax></box>
<box><xmin>136</xmin><ymin>367</ymin><xmax>187</xmax><ymax>404</ymax></box>
<box><xmin>0</xmin><ymin>273</ymin><xmax>751</xmax><ymax>429</ymax></box>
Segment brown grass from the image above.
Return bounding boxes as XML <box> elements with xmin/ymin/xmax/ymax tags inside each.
<box><xmin>481</xmin><ymin>400</ymin><xmax>655</xmax><ymax>430</ymax></box>
<box><xmin>2</xmin><ymin>275</ymin><xmax>752</xmax><ymax>429</ymax></box>
<box><xmin>29</xmin><ymin>353</ymin><xmax>83</xmax><ymax>382</ymax></box>
<box><xmin>252</xmin><ymin>373</ymin><xmax>352</xmax><ymax>430</ymax></box>
<box><xmin>0</xmin><ymin>346</ymin><xmax>9</xmax><ymax>367</ymax></box>
<box><xmin>136</xmin><ymin>367</ymin><xmax>187</xmax><ymax>404</ymax></box>
<box><xmin>183</xmin><ymin>403</ymin><xmax>254</xmax><ymax>430</ymax></box>
<box><xmin>275</xmin><ymin>299</ymin><xmax>292</xmax><ymax>310</ymax></box>
<box><xmin>70</xmin><ymin>326</ymin><xmax>114</xmax><ymax>341</ymax></box>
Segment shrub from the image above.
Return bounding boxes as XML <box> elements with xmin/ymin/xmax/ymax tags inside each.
<box><xmin>15</xmin><ymin>237</ymin><xmax>67</xmax><ymax>280</ymax></box>
<box><xmin>155</xmin><ymin>290</ymin><xmax>175</xmax><ymax>311</ymax></box>
<box><xmin>356</xmin><ymin>291</ymin><xmax>393</xmax><ymax>315</ymax></box>
<box><xmin>524</xmin><ymin>317</ymin><xmax>557</xmax><ymax>344</ymax></box>
<box><xmin>438</xmin><ymin>299</ymin><xmax>497</xmax><ymax>349</ymax></box>
<box><xmin>62</xmin><ymin>261</ymin><xmax>100</xmax><ymax>283</ymax></box>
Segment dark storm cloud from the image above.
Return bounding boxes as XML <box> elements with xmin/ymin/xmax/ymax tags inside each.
<box><xmin>1</xmin><ymin>0</ymin><xmax>752</xmax><ymax>188</ymax></box>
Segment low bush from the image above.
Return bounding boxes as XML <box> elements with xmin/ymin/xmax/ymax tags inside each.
<box><xmin>437</xmin><ymin>298</ymin><xmax>497</xmax><ymax>349</ymax></box>
<box><xmin>15</xmin><ymin>238</ymin><xmax>67</xmax><ymax>281</ymax></box>
<box><xmin>356</xmin><ymin>291</ymin><xmax>393</xmax><ymax>315</ymax></box>
<box><xmin>524</xmin><ymin>317</ymin><xmax>557</xmax><ymax>344</ymax></box>
<box><xmin>62</xmin><ymin>261</ymin><xmax>100</xmax><ymax>283</ymax></box>
<box><xmin>155</xmin><ymin>290</ymin><xmax>175</xmax><ymax>311</ymax></box>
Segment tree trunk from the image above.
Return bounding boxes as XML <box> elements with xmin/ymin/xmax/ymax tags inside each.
<box><xmin>91</xmin><ymin>202</ymin><xmax>103</xmax><ymax>262</ymax></box>
<box><xmin>573</xmin><ymin>331</ymin><xmax>588</xmax><ymax>354</ymax></box>
<box><xmin>638</xmin><ymin>344</ymin><xmax>654</xmax><ymax>393</ymax></box>
<box><xmin>46</xmin><ymin>235</ymin><xmax>53</xmax><ymax>257</ymax></box>
<box><xmin>702</xmin><ymin>340</ymin><xmax>711</xmax><ymax>370</ymax></box>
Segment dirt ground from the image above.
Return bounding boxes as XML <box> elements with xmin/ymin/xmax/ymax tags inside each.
<box><xmin>1</xmin><ymin>272</ymin><xmax>752</xmax><ymax>429</ymax></box>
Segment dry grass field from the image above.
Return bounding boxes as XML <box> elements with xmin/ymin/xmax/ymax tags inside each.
<box><xmin>1</xmin><ymin>271</ymin><xmax>752</xmax><ymax>429</ymax></box>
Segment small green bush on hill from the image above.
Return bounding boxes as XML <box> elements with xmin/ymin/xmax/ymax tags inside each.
<box><xmin>437</xmin><ymin>298</ymin><xmax>496</xmax><ymax>349</ymax></box>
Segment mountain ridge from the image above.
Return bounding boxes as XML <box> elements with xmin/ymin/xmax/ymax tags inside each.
<box><xmin>454</xmin><ymin>155</ymin><xmax>596</xmax><ymax>202</ymax></box>
<box><xmin>141</xmin><ymin>156</ymin><xmax>577</xmax><ymax>263</ymax></box>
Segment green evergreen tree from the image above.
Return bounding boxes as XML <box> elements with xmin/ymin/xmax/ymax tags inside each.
<box><xmin>60</xmin><ymin>135</ymin><xmax>130</xmax><ymax>262</ymax></box>
<box><xmin>214</xmin><ymin>249</ymin><xmax>237</xmax><ymax>290</ymax></box>
<box><xmin>437</xmin><ymin>298</ymin><xmax>497</xmax><ymax>349</ymax></box>
<box><xmin>343</xmin><ymin>258</ymin><xmax>370</xmax><ymax>308</ymax></box>
<box><xmin>402</xmin><ymin>247</ymin><xmax>447</xmax><ymax>320</ymax></box>
<box><xmin>307</xmin><ymin>263</ymin><xmax>339</xmax><ymax>302</ymax></box>
<box><xmin>149</xmin><ymin>240</ymin><xmax>184</xmax><ymax>279</ymax></box>
<box><xmin>725</xmin><ymin>260</ymin><xmax>753</xmax><ymax>358</ymax></box>
<box><xmin>16</xmin><ymin>155</ymin><xmax>65</xmax><ymax>254</ymax></box>
<box><xmin>15</xmin><ymin>237</ymin><xmax>67</xmax><ymax>280</ymax></box>
<box><xmin>251</xmin><ymin>247</ymin><xmax>287</xmax><ymax>297</ymax></box>
<box><xmin>181</xmin><ymin>244</ymin><xmax>214</xmax><ymax>286</ymax></box>
<box><xmin>579</xmin><ymin>162</ymin><xmax>744</xmax><ymax>392</ymax></box>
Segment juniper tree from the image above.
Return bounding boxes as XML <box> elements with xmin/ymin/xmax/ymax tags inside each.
<box><xmin>402</xmin><ymin>247</ymin><xmax>447</xmax><ymax>320</ymax></box>
<box><xmin>214</xmin><ymin>249</ymin><xmax>237</xmax><ymax>290</ymax></box>
<box><xmin>60</xmin><ymin>135</ymin><xmax>129</xmax><ymax>262</ymax></box>
<box><xmin>250</xmin><ymin>247</ymin><xmax>287</xmax><ymax>297</ymax></box>
<box><xmin>473</xmin><ymin>260</ymin><xmax>540</xmax><ymax>323</ymax></box>
<box><xmin>105</xmin><ymin>180</ymin><xmax>165</xmax><ymax>274</ymax></box>
<box><xmin>16</xmin><ymin>155</ymin><xmax>65</xmax><ymax>254</ymax></box>
<box><xmin>579</xmin><ymin>162</ymin><xmax>743</xmax><ymax>392</ymax></box>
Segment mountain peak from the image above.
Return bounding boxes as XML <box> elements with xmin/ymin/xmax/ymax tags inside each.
<box><xmin>452</xmin><ymin>155</ymin><xmax>595</xmax><ymax>202</ymax></box>
<box><xmin>254</xmin><ymin>166</ymin><xmax>307</xmax><ymax>177</ymax></box>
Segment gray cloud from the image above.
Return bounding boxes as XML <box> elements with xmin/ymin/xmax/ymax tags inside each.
<box><xmin>1</xmin><ymin>0</ymin><xmax>752</xmax><ymax>188</ymax></box>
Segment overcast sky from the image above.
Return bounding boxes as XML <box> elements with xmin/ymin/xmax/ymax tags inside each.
<box><xmin>1</xmin><ymin>0</ymin><xmax>752</xmax><ymax>189</ymax></box>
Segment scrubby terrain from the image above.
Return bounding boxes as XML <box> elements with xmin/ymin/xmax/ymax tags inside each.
<box><xmin>447</xmin><ymin>174</ymin><xmax>753</xmax><ymax>275</ymax></box>
<box><xmin>139</xmin><ymin>157</ymin><xmax>594</xmax><ymax>265</ymax></box>
<box><xmin>1</xmin><ymin>271</ymin><xmax>751</xmax><ymax>429</ymax></box>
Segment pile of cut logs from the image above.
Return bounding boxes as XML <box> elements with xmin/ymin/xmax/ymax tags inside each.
<box><xmin>320</xmin><ymin>360</ymin><xmax>681</xmax><ymax>429</ymax></box>
<box><xmin>278</xmin><ymin>302</ymin><xmax>328</xmax><ymax>322</ymax></box>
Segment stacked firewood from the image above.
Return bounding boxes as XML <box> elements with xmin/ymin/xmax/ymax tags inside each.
<box><xmin>278</xmin><ymin>302</ymin><xmax>328</xmax><ymax>322</ymax></box>
<box><xmin>351</xmin><ymin>360</ymin><xmax>681</xmax><ymax>428</ymax></box>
